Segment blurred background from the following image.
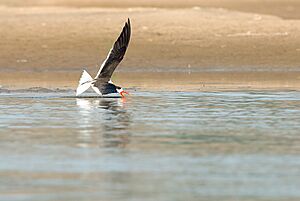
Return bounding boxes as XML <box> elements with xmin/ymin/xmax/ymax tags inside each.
<box><xmin>0</xmin><ymin>0</ymin><xmax>299</xmax><ymax>90</ymax></box>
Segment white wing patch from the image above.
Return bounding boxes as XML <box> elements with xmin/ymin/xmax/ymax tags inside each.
<box><xmin>91</xmin><ymin>85</ymin><xmax>102</xmax><ymax>96</ymax></box>
<box><xmin>79</xmin><ymin>70</ymin><xmax>93</xmax><ymax>85</ymax></box>
<box><xmin>76</xmin><ymin>70</ymin><xmax>93</xmax><ymax>96</ymax></box>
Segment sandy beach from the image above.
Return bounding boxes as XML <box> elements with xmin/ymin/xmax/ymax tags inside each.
<box><xmin>0</xmin><ymin>0</ymin><xmax>299</xmax><ymax>90</ymax></box>
<box><xmin>1</xmin><ymin>0</ymin><xmax>300</xmax><ymax>19</ymax></box>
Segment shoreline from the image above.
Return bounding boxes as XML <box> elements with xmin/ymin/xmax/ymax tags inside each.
<box><xmin>1</xmin><ymin>71</ymin><xmax>300</xmax><ymax>92</ymax></box>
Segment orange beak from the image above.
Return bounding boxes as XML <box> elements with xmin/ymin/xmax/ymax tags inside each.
<box><xmin>120</xmin><ymin>90</ymin><xmax>129</xmax><ymax>98</ymax></box>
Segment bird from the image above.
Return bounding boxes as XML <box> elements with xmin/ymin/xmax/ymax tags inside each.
<box><xmin>76</xmin><ymin>18</ymin><xmax>131</xmax><ymax>98</ymax></box>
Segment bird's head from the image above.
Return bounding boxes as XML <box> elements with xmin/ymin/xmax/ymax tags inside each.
<box><xmin>116</xmin><ymin>86</ymin><xmax>129</xmax><ymax>98</ymax></box>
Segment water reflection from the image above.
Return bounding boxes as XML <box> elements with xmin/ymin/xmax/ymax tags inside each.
<box><xmin>76</xmin><ymin>98</ymin><xmax>131</xmax><ymax>148</ymax></box>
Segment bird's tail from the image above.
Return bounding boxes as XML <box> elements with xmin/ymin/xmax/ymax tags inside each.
<box><xmin>76</xmin><ymin>70</ymin><xmax>93</xmax><ymax>96</ymax></box>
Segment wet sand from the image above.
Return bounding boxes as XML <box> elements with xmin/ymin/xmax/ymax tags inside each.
<box><xmin>0</xmin><ymin>1</ymin><xmax>300</xmax><ymax>90</ymax></box>
<box><xmin>1</xmin><ymin>6</ymin><xmax>300</xmax><ymax>70</ymax></box>
<box><xmin>1</xmin><ymin>71</ymin><xmax>300</xmax><ymax>91</ymax></box>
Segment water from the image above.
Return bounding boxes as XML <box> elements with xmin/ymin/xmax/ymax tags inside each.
<box><xmin>1</xmin><ymin>90</ymin><xmax>300</xmax><ymax>201</ymax></box>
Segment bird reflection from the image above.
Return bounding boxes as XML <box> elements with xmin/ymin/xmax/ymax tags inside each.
<box><xmin>76</xmin><ymin>98</ymin><xmax>131</xmax><ymax>148</ymax></box>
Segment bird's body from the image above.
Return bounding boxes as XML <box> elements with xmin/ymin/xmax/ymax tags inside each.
<box><xmin>76</xmin><ymin>19</ymin><xmax>131</xmax><ymax>97</ymax></box>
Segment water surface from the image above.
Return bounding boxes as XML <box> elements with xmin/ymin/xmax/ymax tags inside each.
<box><xmin>0</xmin><ymin>90</ymin><xmax>300</xmax><ymax>201</ymax></box>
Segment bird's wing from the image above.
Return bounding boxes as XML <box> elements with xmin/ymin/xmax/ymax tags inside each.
<box><xmin>95</xmin><ymin>18</ymin><xmax>131</xmax><ymax>80</ymax></box>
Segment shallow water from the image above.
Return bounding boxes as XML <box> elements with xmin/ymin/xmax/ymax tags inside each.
<box><xmin>0</xmin><ymin>90</ymin><xmax>300</xmax><ymax>201</ymax></box>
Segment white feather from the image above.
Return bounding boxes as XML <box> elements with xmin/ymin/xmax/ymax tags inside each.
<box><xmin>76</xmin><ymin>70</ymin><xmax>93</xmax><ymax>96</ymax></box>
<box><xmin>79</xmin><ymin>70</ymin><xmax>93</xmax><ymax>85</ymax></box>
<box><xmin>91</xmin><ymin>85</ymin><xmax>102</xmax><ymax>96</ymax></box>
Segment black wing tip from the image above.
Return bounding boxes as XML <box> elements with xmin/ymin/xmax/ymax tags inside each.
<box><xmin>123</xmin><ymin>18</ymin><xmax>131</xmax><ymax>44</ymax></box>
<box><xmin>111</xmin><ymin>18</ymin><xmax>131</xmax><ymax>54</ymax></box>
<box><xmin>125</xmin><ymin>18</ymin><xmax>131</xmax><ymax>32</ymax></box>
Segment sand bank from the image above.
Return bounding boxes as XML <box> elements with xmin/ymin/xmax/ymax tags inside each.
<box><xmin>0</xmin><ymin>4</ymin><xmax>299</xmax><ymax>90</ymax></box>
<box><xmin>1</xmin><ymin>0</ymin><xmax>300</xmax><ymax>19</ymax></box>
<box><xmin>1</xmin><ymin>71</ymin><xmax>300</xmax><ymax>91</ymax></box>
<box><xmin>0</xmin><ymin>7</ymin><xmax>299</xmax><ymax>71</ymax></box>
